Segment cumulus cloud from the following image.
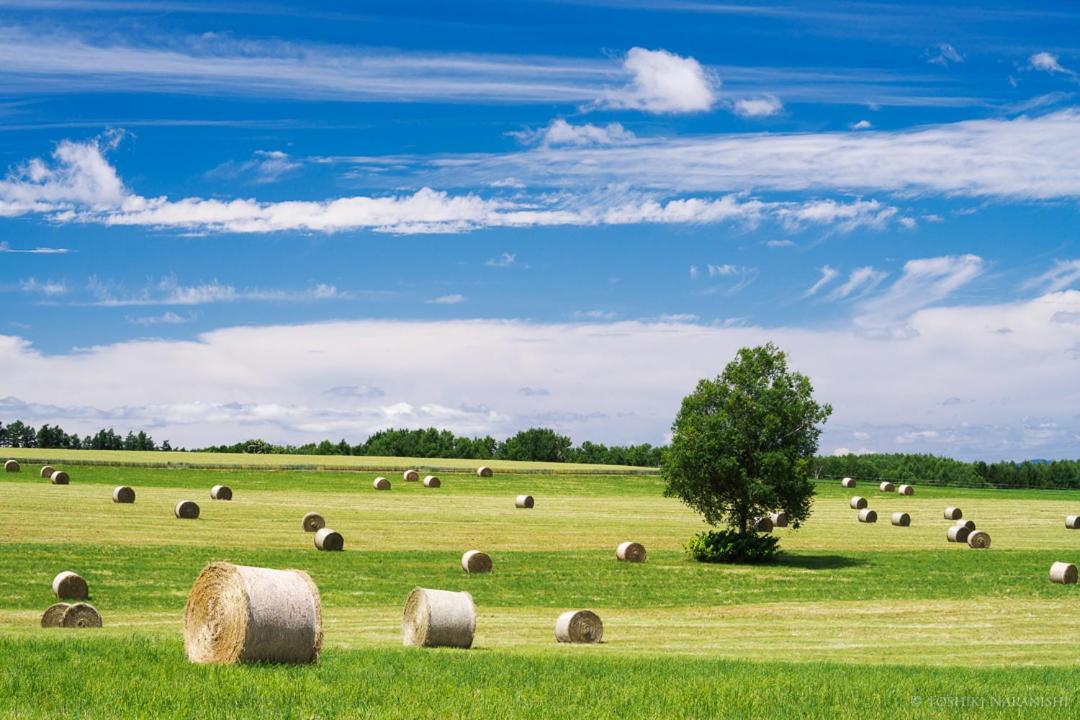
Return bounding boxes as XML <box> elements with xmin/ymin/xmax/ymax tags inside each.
<box><xmin>1029</xmin><ymin>52</ymin><xmax>1072</xmax><ymax>76</ymax></box>
<box><xmin>512</xmin><ymin>119</ymin><xmax>636</xmax><ymax>147</ymax></box>
<box><xmin>601</xmin><ymin>47</ymin><xmax>717</xmax><ymax>114</ymax></box>
<box><xmin>850</xmin><ymin>120</ymin><xmax>872</xmax><ymax>130</ymax></box>
<box><xmin>732</xmin><ymin>95</ymin><xmax>783</xmax><ymax>118</ymax></box>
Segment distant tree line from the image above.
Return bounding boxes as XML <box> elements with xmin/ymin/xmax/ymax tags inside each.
<box><xmin>813</xmin><ymin>453</ymin><xmax>1080</xmax><ymax>489</ymax></box>
<box><xmin>0</xmin><ymin>420</ymin><xmax>171</xmax><ymax>452</ymax></box>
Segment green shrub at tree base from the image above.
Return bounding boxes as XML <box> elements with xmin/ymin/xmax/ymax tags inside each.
<box><xmin>685</xmin><ymin>529</ymin><xmax>780</xmax><ymax>563</ymax></box>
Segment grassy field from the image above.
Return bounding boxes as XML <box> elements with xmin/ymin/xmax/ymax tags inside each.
<box><xmin>1</xmin><ymin>460</ymin><xmax>1079</xmax><ymax>718</ymax></box>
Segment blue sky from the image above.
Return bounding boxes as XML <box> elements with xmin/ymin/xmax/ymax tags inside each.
<box><xmin>2</xmin><ymin>0</ymin><xmax>1080</xmax><ymax>458</ymax></box>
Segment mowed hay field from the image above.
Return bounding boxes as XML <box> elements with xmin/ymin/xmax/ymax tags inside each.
<box><xmin>1</xmin><ymin>460</ymin><xmax>1079</xmax><ymax>718</ymax></box>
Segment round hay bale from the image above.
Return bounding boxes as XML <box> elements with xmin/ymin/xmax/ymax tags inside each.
<box><xmin>461</xmin><ymin>550</ymin><xmax>493</xmax><ymax>574</ymax></box>
<box><xmin>52</xmin><ymin>571</ymin><xmax>88</xmax><ymax>600</ymax></box>
<box><xmin>60</xmin><ymin>603</ymin><xmax>102</xmax><ymax>628</ymax></box>
<box><xmin>858</xmin><ymin>508</ymin><xmax>877</xmax><ymax>523</ymax></box>
<box><xmin>898</xmin><ymin>484</ymin><xmax>914</xmax><ymax>496</ymax></box>
<box><xmin>314</xmin><ymin>528</ymin><xmax>343</xmax><ymax>551</ymax></box>
<box><xmin>422</xmin><ymin>475</ymin><xmax>441</xmax><ymax>488</ymax></box>
<box><xmin>373</xmin><ymin>476</ymin><xmax>391</xmax><ymax>490</ymax></box>
<box><xmin>39</xmin><ymin>465</ymin><xmax>55</xmax><ymax>479</ymax></box>
<box><xmin>183</xmin><ymin>561</ymin><xmax>322</xmax><ymax>664</ymax></box>
<box><xmin>946</xmin><ymin>525</ymin><xmax>970</xmax><ymax>543</ymax></box>
<box><xmin>554</xmin><ymin>610</ymin><xmax>604</xmax><ymax>644</ymax></box>
<box><xmin>50</xmin><ymin>471</ymin><xmax>70</xmax><ymax>485</ymax></box>
<box><xmin>302</xmin><ymin>512</ymin><xmax>325</xmax><ymax>532</ymax></box>
<box><xmin>944</xmin><ymin>506</ymin><xmax>962</xmax><ymax>520</ymax></box>
<box><xmin>4</xmin><ymin>459</ymin><xmax>19</xmax><ymax>472</ymax></box>
<box><xmin>890</xmin><ymin>512</ymin><xmax>911</xmax><ymax>527</ymax></box>
<box><xmin>175</xmin><ymin>500</ymin><xmax>200</xmax><ymax>519</ymax></box>
<box><xmin>112</xmin><ymin>486</ymin><xmax>135</xmax><ymax>504</ymax></box>
<box><xmin>515</xmin><ymin>495</ymin><xmax>534</xmax><ymax>509</ymax></box>
<box><xmin>1065</xmin><ymin>515</ymin><xmax>1080</xmax><ymax>530</ymax></box>
<box><xmin>770</xmin><ymin>511</ymin><xmax>788</xmax><ymax>528</ymax></box>
<box><xmin>616</xmin><ymin>541</ymin><xmax>646</xmax><ymax>563</ymax></box>
<box><xmin>210</xmin><ymin>485</ymin><xmax>233</xmax><ymax>501</ymax></box>
<box><xmin>476</xmin><ymin>466</ymin><xmax>493</xmax><ymax>478</ymax></box>
<box><xmin>402</xmin><ymin>587</ymin><xmax>476</xmax><ymax>649</ymax></box>
<box><xmin>1049</xmin><ymin>562</ymin><xmax>1078</xmax><ymax>585</ymax></box>
<box><xmin>41</xmin><ymin>602</ymin><xmax>71</xmax><ymax>628</ymax></box>
<box><xmin>967</xmin><ymin>530</ymin><xmax>991</xmax><ymax>549</ymax></box>
<box><xmin>955</xmin><ymin>519</ymin><xmax>976</xmax><ymax>531</ymax></box>
<box><xmin>879</xmin><ymin>481</ymin><xmax>895</xmax><ymax>492</ymax></box>
<box><xmin>754</xmin><ymin>516</ymin><xmax>774</xmax><ymax>533</ymax></box>
<box><xmin>403</xmin><ymin>469</ymin><xmax>420</xmax><ymax>482</ymax></box>
<box><xmin>849</xmin><ymin>496</ymin><xmax>868</xmax><ymax>510</ymax></box>
<box><xmin>841</xmin><ymin>477</ymin><xmax>856</xmax><ymax>488</ymax></box>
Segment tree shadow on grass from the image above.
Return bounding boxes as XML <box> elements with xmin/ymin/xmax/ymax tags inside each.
<box><xmin>773</xmin><ymin>553</ymin><xmax>867</xmax><ymax>570</ymax></box>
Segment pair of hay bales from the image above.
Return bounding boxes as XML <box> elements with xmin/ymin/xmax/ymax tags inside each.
<box><xmin>300</xmin><ymin>513</ymin><xmax>342</xmax><ymax>551</ymax></box>
<box><xmin>849</xmin><ymin>497</ymin><xmax>878</xmax><ymax>523</ymax></box>
<box><xmin>402</xmin><ymin>470</ymin><xmax>441</xmax><ymax>487</ymax></box>
<box><xmin>41</xmin><ymin>602</ymin><xmax>102</xmax><ymax>628</ymax></box>
<box><xmin>38</xmin><ymin>464</ymin><xmax>69</xmax><ymax>483</ymax></box>
<box><xmin>946</xmin><ymin>523</ymin><xmax>991</xmax><ymax>548</ymax></box>
<box><xmin>113</xmin><ymin>486</ymin><xmax>135</xmax><ymax>503</ymax></box>
<box><xmin>210</xmin><ymin>485</ymin><xmax>232</xmax><ymax>501</ymax></box>
<box><xmin>1050</xmin><ymin>562</ymin><xmax>1078</xmax><ymax>585</ymax></box>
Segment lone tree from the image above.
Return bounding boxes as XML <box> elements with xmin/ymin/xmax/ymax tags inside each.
<box><xmin>663</xmin><ymin>343</ymin><xmax>831</xmax><ymax>535</ymax></box>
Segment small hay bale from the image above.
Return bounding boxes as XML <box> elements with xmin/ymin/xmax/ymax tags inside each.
<box><xmin>476</xmin><ymin>466</ymin><xmax>493</xmax><ymax>478</ymax></box>
<box><xmin>943</xmin><ymin>506</ymin><xmax>962</xmax><ymax>520</ymax></box>
<box><xmin>423</xmin><ymin>475</ymin><xmax>441</xmax><ymax>488</ymax></box>
<box><xmin>879</xmin><ymin>481</ymin><xmax>895</xmax><ymax>492</ymax></box>
<box><xmin>898</xmin><ymin>484</ymin><xmax>914</xmax><ymax>496</ymax></box>
<box><xmin>1066</xmin><ymin>515</ymin><xmax>1080</xmax><ymax>530</ymax></box>
<box><xmin>616</xmin><ymin>541</ymin><xmax>646</xmax><ymax>563</ymax></box>
<box><xmin>858</xmin><ymin>508</ymin><xmax>877</xmax><ymax>523</ymax></box>
<box><xmin>50</xmin><ymin>470</ymin><xmax>70</xmax><ymax>485</ymax></box>
<box><xmin>210</xmin><ymin>485</ymin><xmax>233</xmax><ymax>501</ymax></box>
<box><xmin>302</xmin><ymin>512</ymin><xmax>325</xmax><ymax>532</ymax></box>
<box><xmin>770</xmin><ymin>511</ymin><xmax>788</xmax><ymax>528</ymax></box>
<box><xmin>754</xmin><ymin>516</ymin><xmax>774</xmax><ymax>533</ymax></box>
<box><xmin>891</xmin><ymin>512</ymin><xmax>911</xmax><ymax>527</ymax></box>
<box><xmin>403</xmin><ymin>469</ymin><xmax>420</xmax><ymax>482</ymax></box>
<box><xmin>555</xmin><ymin>610</ymin><xmax>604</xmax><ymax>644</ymax></box>
<box><xmin>183</xmin><ymin>561</ymin><xmax>322</xmax><ymax>665</ymax></box>
<box><xmin>40</xmin><ymin>465</ymin><xmax>55</xmax><ymax>479</ymax></box>
<box><xmin>52</xmin><ymin>571</ymin><xmax>88</xmax><ymax>600</ymax></box>
<box><xmin>314</xmin><ymin>528</ymin><xmax>344</xmax><ymax>551</ymax></box>
<box><xmin>402</xmin><ymin>587</ymin><xmax>476</xmax><ymax>649</ymax></box>
<box><xmin>461</xmin><ymin>550</ymin><xmax>493</xmax><ymax>574</ymax></box>
<box><xmin>112</xmin><ymin>486</ymin><xmax>135</xmax><ymax>504</ymax></box>
<box><xmin>946</xmin><ymin>525</ymin><xmax>970</xmax><ymax>543</ymax></box>
<box><xmin>1049</xmin><ymin>562</ymin><xmax>1078</xmax><ymax>585</ymax></box>
<box><xmin>849</xmin><ymin>496</ymin><xmax>868</xmax><ymax>510</ymax></box>
<box><xmin>175</xmin><ymin>500</ymin><xmax>200</xmax><ymax>519</ymax></box>
<box><xmin>955</xmin><ymin>519</ymin><xmax>976</xmax><ymax>531</ymax></box>
<box><xmin>4</xmin><ymin>459</ymin><xmax>19</xmax><ymax>472</ymax></box>
<box><xmin>841</xmin><ymin>477</ymin><xmax>856</xmax><ymax>488</ymax></box>
<box><xmin>60</xmin><ymin>603</ymin><xmax>102</xmax><ymax>628</ymax></box>
<box><xmin>373</xmin><ymin>476</ymin><xmax>391</xmax><ymax>490</ymax></box>
<box><xmin>967</xmin><ymin>530</ymin><xmax>991</xmax><ymax>549</ymax></box>
<box><xmin>515</xmin><ymin>495</ymin><xmax>534</xmax><ymax>509</ymax></box>
<box><xmin>41</xmin><ymin>603</ymin><xmax>71</xmax><ymax>628</ymax></box>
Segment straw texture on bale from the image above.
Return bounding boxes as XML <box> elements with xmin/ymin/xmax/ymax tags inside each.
<box><xmin>175</xmin><ymin>500</ymin><xmax>200</xmax><ymax>519</ymax></box>
<box><xmin>754</xmin><ymin>516</ymin><xmax>774</xmax><ymax>533</ymax></box>
<box><xmin>41</xmin><ymin>603</ymin><xmax>71</xmax><ymax>628</ymax></box>
<box><xmin>314</xmin><ymin>528</ymin><xmax>344</xmax><ymax>551</ymax></box>
<box><xmin>403</xmin><ymin>469</ymin><xmax>420</xmax><ymax>482</ymax></box>
<box><xmin>40</xmin><ymin>465</ymin><xmax>54</xmax><ymax>478</ymax></box>
<box><xmin>50</xmin><ymin>470</ymin><xmax>70</xmax><ymax>485</ymax></box>
<box><xmin>616</xmin><ymin>541</ymin><xmax>647</xmax><ymax>563</ymax></box>
<box><xmin>841</xmin><ymin>477</ymin><xmax>856</xmax><ymax>488</ymax></box>
<box><xmin>60</xmin><ymin>603</ymin><xmax>102</xmax><ymax>628</ymax></box>
<box><xmin>112</xmin><ymin>486</ymin><xmax>135</xmax><ymax>504</ymax></box>
<box><xmin>891</xmin><ymin>512</ymin><xmax>911</xmax><ymax>527</ymax></box>
<box><xmin>770</xmin><ymin>511</ymin><xmax>789</xmax><ymax>528</ymax></box>
<box><xmin>373</xmin><ymin>476</ymin><xmax>391</xmax><ymax>490</ymax></box>
<box><xmin>52</xmin><ymin>571</ymin><xmax>88</xmax><ymax>600</ymax></box>
<box><xmin>423</xmin><ymin>475</ymin><xmax>441</xmax><ymax>488</ymax></box>
<box><xmin>1049</xmin><ymin>561</ymin><xmax>1078</xmax><ymax>585</ymax></box>
<box><xmin>849</xmin><ymin>496</ymin><xmax>868</xmax><ymax>510</ymax></box>
<box><xmin>1066</xmin><ymin>516</ymin><xmax>1080</xmax><ymax>530</ymax></box>
<box><xmin>555</xmin><ymin>610</ymin><xmax>604</xmax><ymax>644</ymax></box>
<box><xmin>461</xmin><ymin>550</ymin><xmax>493</xmax><ymax>574</ymax></box>
<box><xmin>4</xmin><ymin>459</ymin><xmax>19</xmax><ymax>472</ymax></box>
<box><xmin>858</xmin><ymin>508</ymin><xmax>877</xmax><ymax>523</ymax></box>
<box><xmin>947</xmin><ymin>526</ymin><xmax>970</xmax><ymax>543</ymax></box>
<box><xmin>898</xmin><ymin>484</ymin><xmax>914</xmax><ymax>496</ymax></box>
<box><xmin>402</xmin><ymin>587</ymin><xmax>476</xmax><ymax>649</ymax></box>
<box><xmin>302</xmin><ymin>512</ymin><xmax>325</xmax><ymax>532</ymax></box>
<box><xmin>476</xmin><ymin>466</ymin><xmax>493</xmax><ymax>478</ymax></box>
<box><xmin>210</xmin><ymin>485</ymin><xmax>233</xmax><ymax>501</ymax></box>
<box><xmin>955</xmin><ymin>519</ymin><xmax>976</xmax><ymax>531</ymax></box>
<box><xmin>944</xmin><ymin>507</ymin><xmax>962</xmax><ymax>520</ymax></box>
<box><xmin>515</xmin><ymin>495</ymin><xmax>534</xmax><ymax>509</ymax></box>
<box><xmin>967</xmin><ymin>530</ymin><xmax>991</xmax><ymax>549</ymax></box>
<box><xmin>183</xmin><ymin>562</ymin><xmax>322</xmax><ymax>665</ymax></box>
<box><xmin>879</xmin><ymin>482</ymin><xmax>895</xmax><ymax>492</ymax></box>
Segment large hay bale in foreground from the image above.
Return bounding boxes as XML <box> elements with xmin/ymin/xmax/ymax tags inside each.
<box><xmin>476</xmin><ymin>466</ymin><xmax>493</xmax><ymax>478</ymax></box>
<box><xmin>50</xmin><ymin>471</ymin><xmax>70</xmax><ymax>485</ymax></box>
<box><xmin>423</xmin><ymin>475</ymin><xmax>441</xmax><ymax>488</ymax></box>
<box><xmin>515</xmin><ymin>495</ymin><xmax>534</xmax><ymax>509</ymax></box>
<box><xmin>39</xmin><ymin>465</ymin><xmax>55</xmax><ymax>479</ymax></box>
<box><xmin>944</xmin><ymin>507</ymin><xmax>962</xmax><ymax>520</ymax></box>
<box><xmin>754</xmin><ymin>516</ymin><xmax>774</xmax><ymax>533</ymax></box>
<box><xmin>112</xmin><ymin>486</ymin><xmax>135</xmax><ymax>504</ymax></box>
<box><xmin>841</xmin><ymin>477</ymin><xmax>856</xmax><ymax>488</ymax></box>
<box><xmin>183</xmin><ymin>562</ymin><xmax>322</xmax><ymax>665</ymax></box>
<box><xmin>52</xmin><ymin>571</ymin><xmax>88</xmax><ymax>600</ymax></box>
<box><xmin>314</xmin><ymin>528</ymin><xmax>344</xmax><ymax>551</ymax></box>
<box><xmin>955</xmin><ymin>519</ymin><xmax>976</xmax><ymax>531</ymax></box>
<box><xmin>402</xmin><ymin>587</ymin><xmax>476</xmax><ymax>649</ymax></box>
<box><xmin>858</xmin><ymin>508</ymin><xmax>877</xmax><ymax>523</ymax></box>
<box><xmin>616</xmin><ymin>541</ymin><xmax>646</xmax><ymax>563</ymax></box>
<box><xmin>947</xmin><ymin>526</ymin><xmax>970</xmax><ymax>543</ymax></box>
<box><xmin>302</xmin><ymin>512</ymin><xmax>325</xmax><ymax>532</ymax></box>
<box><xmin>373</xmin><ymin>476</ymin><xmax>391</xmax><ymax>490</ymax></box>
<box><xmin>60</xmin><ymin>603</ymin><xmax>102</xmax><ymax>628</ymax></box>
<box><xmin>403</xmin><ymin>469</ymin><xmax>420</xmax><ymax>482</ymax></box>
<box><xmin>891</xmin><ymin>512</ymin><xmax>911</xmax><ymax>527</ymax></box>
<box><xmin>210</xmin><ymin>485</ymin><xmax>233</xmax><ymax>501</ymax></box>
<box><xmin>1049</xmin><ymin>561</ymin><xmax>1078</xmax><ymax>585</ymax></box>
<box><xmin>770</xmin><ymin>511</ymin><xmax>788</xmax><ymax>528</ymax></box>
<box><xmin>898</xmin><ymin>484</ymin><xmax>914</xmax><ymax>496</ymax></box>
<box><xmin>879</xmin><ymin>482</ymin><xmax>895</xmax><ymax>492</ymax></box>
<box><xmin>849</xmin><ymin>496</ymin><xmax>868</xmax><ymax>510</ymax></box>
<box><xmin>41</xmin><ymin>603</ymin><xmax>71</xmax><ymax>628</ymax></box>
<box><xmin>555</xmin><ymin>610</ymin><xmax>604</xmax><ymax>644</ymax></box>
<box><xmin>1066</xmin><ymin>516</ymin><xmax>1080</xmax><ymax>530</ymax></box>
<box><xmin>175</xmin><ymin>500</ymin><xmax>200</xmax><ymax>519</ymax></box>
<box><xmin>967</xmin><ymin>530</ymin><xmax>991</xmax><ymax>549</ymax></box>
<box><xmin>461</xmin><ymin>550</ymin><xmax>492</xmax><ymax>574</ymax></box>
<box><xmin>4</xmin><ymin>459</ymin><xmax>19</xmax><ymax>472</ymax></box>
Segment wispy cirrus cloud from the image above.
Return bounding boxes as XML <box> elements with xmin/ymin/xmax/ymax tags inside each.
<box><xmin>80</xmin><ymin>276</ymin><xmax>356</xmax><ymax>307</ymax></box>
<box><xmin>827</xmin><ymin>266</ymin><xmax>888</xmax><ymax>301</ymax></box>
<box><xmin>804</xmin><ymin>265</ymin><xmax>839</xmax><ymax>297</ymax></box>
<box><xmin>1024</xmin><ymin>259</ymin><xmax>1080</xmax><ymax>292</ymax></box>
<box><xmin>0</xmin><ymin>241</ymin><xmax>70</xmax><ymax>254</ymax></box>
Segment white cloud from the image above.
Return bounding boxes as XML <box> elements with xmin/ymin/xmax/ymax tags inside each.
<box><xmin>700</xmin><ymin>264</ymin><xmax>758</xmax><ymax>295</ymax></box>
<box><xmin>1025</xmin><ymin>259</ymin><xmax>1080</xmax><ymax>292</ymax></box>
<box><xmin>658</xmin><ymin>314</ymin><xmax>699</xmax><ymax>323</ymax></box>
<box><xmin>572</xmin><ymin>309</ymin><xmax>617</xmax><ymax>320</ymax></box>
<box><xmin>0</xmin><ymin>242</ymin><xmax>70</xmax><ymax>254</ymax></box>
<box><xmin>804</xmin><ymin>265</ymin><xmax>840</xmax><ymax>297</ymax></box>
<box><xmin>732</xmin><ymin>95</ymin><xmax>783</xmax><ymax>118</ymax></box>
<box><xmin>512</xmin><ymin>119</ymin><xmax>635</xmax><ymax>147</ymax></box>
<box><xmin>1029</xmin><ymin>52</ymin><xmax>1072</xmax><ymax>76</ymax></box>
<box><xmin>850</xmin><ymin>120</ymin><xmax>872</xmax><ymax>130</ymax></box>
<box><xmin>854</xmin><ymin>254</ymin><xmax>983</xmax><ymax>336</ymax></box>
<box><xmin>485</xmin><ymin>252</ymin><xmax>517</xmax><ymax>268</ymax></box>
<box><xmin>927</xmin><ymin>43</ymin><xmax>964</xmax><ymax>67</ymax></box>
<box><xmin>688</xmin><ymin>265</ymin><xmax>700</xmax><ymax>279</ymax></box>
<box><xmin>126</xmin><ymin>311</ymin><xmax>194</xmax><ymax>326</ymax></box>
<box><xmin>827</xmin><ymin>267</ymin><xmax>888</xmax><ymax>301</ymax></box>
<box><xmin>429</xmin><ymin>293</ymin><xmax>465</xmax><ymax>305</ymax></box>
<box><xmin>601</xmin><ymin>47</ymin><xmax>717</xmax><ymax>114</ymax></box>
<box><xmin>207</xmin><ymin>150</ymin><xmax>302</xmax><ymax>184</ymax></box>
<box><xmin>84</xmin><ymin>276</ymin><xmax>352</xmax><ymax>306</ymax></box>
<box><xmin>765</xmin><ymin>239</ymin><xmax>795</xmax><ymax>248</ymax></box>
<box><xmin>18</xmin><ymin>278</ymin><xmax>67</xmax><ymax>297</ymax></box>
